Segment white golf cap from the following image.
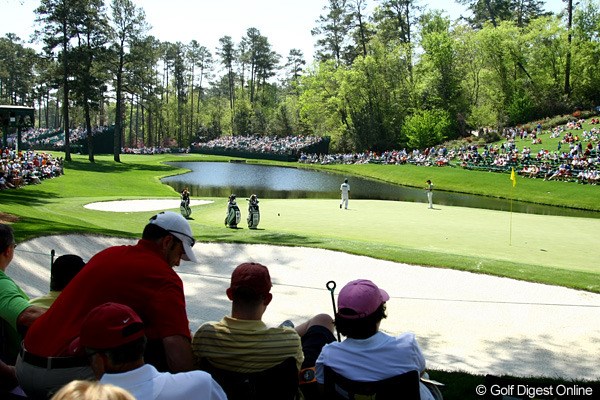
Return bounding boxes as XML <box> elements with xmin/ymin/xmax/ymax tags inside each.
<box><xmin>148</xmin><ymin>211</ymin><xmax>198</xmax><ymax>263</ymax></box>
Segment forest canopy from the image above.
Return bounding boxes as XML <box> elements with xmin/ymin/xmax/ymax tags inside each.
<box><xmin>1</xmin><ymin>0</ymin><xmax>598</xmax><ymax>158</ymax></box>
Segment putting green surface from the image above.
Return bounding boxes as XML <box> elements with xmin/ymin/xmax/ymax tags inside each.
<box><xmin>62</xmin><ymin>195</ymin><xmax>599</xmax><ymax>292</ymax></box>
<box><xmin>195</xmin><ymin>198</ymin><xmax>598</xmax><ymax>275</ymax></box>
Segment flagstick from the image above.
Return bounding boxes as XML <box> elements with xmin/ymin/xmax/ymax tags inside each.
<box><xmin>509</xmin><ymin>194</ymin><xmax>513</xmax><ymax>246</ymax></box>
<box><xmin>509</xmin><ymin>167</ymin><xmax>516</xmax><ymax>246</ymax></box>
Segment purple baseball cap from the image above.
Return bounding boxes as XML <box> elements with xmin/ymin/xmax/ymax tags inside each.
<box><xmin>337</xmin><ymin>279</ymin><xmax>390</xmax><ymax>319</ymax></box>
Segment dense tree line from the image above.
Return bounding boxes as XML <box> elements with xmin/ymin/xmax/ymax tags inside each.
<box><xmin>1</xmin><ymin>0</ymin><xmax>599</xmax><ymax>159</ymax></box>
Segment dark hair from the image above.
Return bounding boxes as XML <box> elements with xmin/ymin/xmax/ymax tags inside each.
<box><xmin>50</xmin><ymin>254</ymin><xmax>85</xmax><ymax>291</ymax></box>
<box><xmin>335</xmin><ymin>303</ymin><xmax>387</xmax><ymax>339</ymax></box>
<box><xmin>230</xmin><ymin>286</ymin><xmax>265</xmax><ymax>307</ymax></box>
<box><xmin>142</xmin><ymin>223</ymin><xmax>170</xmax><ymax>241</ymax></box>
<box><xmin>0</xmin><ymin>223</ymin><xmax>14</xmax><ymax>253</ymax></box>
<box><xmin>95</xmin><ymin>336</ymin><xmax>147</xmax><ymax>367</ymax></box>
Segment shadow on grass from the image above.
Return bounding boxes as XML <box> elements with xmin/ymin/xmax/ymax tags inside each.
<box><xmin>0</xmin><ymin>187</ymin><xmax>61</xmax><ymax>206</ymax></box>
<box><xmin>12</xmin><ymin>215</ymin><xmax>137</xmax><ymax>242</ymax></box>
<box><xmin>200</xmin><ymin>231</ymin><xmax>324</xmax><ymax>247</ymax></box>
<box><xmin>65</xmin><ymin>158</ymin><xmax>175</xmax><ymax>173</ymax></box>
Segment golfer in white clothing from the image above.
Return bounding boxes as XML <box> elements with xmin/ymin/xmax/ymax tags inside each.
<box><xmin>426</xmin><ymin>180</ymin><xmax>433</xmax><ymax>209</ymax></box>
<box><xmin>340</xmin><ymin>179</ymin><xmax>350</xmax><ymax>209</ymax></box>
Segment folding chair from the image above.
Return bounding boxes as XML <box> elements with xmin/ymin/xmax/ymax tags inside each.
<box><xmin>202</xmin><ymin>357</ymin><xmax>300</xmax><ymax>400</ymax></box>
<box><xmin>323</xmin><ymin>366</ymin><xmax>421</xmax><ymax>400</ymax></box>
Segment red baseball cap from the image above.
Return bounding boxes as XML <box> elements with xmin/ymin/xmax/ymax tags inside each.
<box><xmin>337</xmin><ymin>279</ymin><xmax>390</xmax><ymax>319</ymax></box>
<box><xmin>229</xmin><ymin>262</ymin><xmax>272</xmax><ymax>296</ymax></box>
<box><xmin>80</xmin><ymin>303</ymin><xmax>145</xmax><ymax>349</ymax></box>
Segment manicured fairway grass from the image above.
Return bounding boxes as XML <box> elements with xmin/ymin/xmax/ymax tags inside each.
<box><xmin>1</xmin><ymin>153</ymin><xmax>598</xmax><ymax>293</ymax></box>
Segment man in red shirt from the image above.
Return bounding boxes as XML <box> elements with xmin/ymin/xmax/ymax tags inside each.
<box><xmin>16</xmin><ymin>211</ymin><xmax>198</xmax><ymax>400</ymax></box>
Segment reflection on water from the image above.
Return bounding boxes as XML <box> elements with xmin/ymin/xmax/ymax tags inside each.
<box><xmin>161</xmin><ymin>162</ymin><xmax>600</xmax><ymax>219</ymax></box>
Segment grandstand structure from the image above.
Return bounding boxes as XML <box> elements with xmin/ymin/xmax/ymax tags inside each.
<box><xmin>0</xmin><ymin>105</ymin><xmax>34</xmax><ymax>148</ymax></box>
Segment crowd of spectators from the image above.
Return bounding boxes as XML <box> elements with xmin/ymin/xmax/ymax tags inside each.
<box><xmin>4</xmin><ymin>119</ymin><xmax>599</xmax><ymax>186</ymax></box>
<box><xmin>299</xmin><ymin>148</ymin><xmax>453</xmax><ymax>166</ymax></box>
<box><xmin>11</xmin><ymin>128</ymin><xmax>325</xmax><ymax>156</ymax></box>
<box><xmin>298</xmin><ymin>119</ymin><xmax>600</xmax><ymax>185</ymax></box>
<box><xmin>121</xmin><ymin>146</ymin><xmax>188</xmax><ymax>155</ymax></box>
<box><xmin>0</xmin><ymin>148</ymin><xmax>63</xmax><ymax>190</ymax></box>
<box><xmin>11</xmin><ymin>126</ymin><xmax>190</xmax><ymax>155</ymax></box>
<box><xmin>192</xmin><ymin>134</ymin><xmax>324</xmax><ymax>155</ymax></box>
<box><xmin>16</xmin><ymin>126</ymin><xmax>112</xmax><ymax>149</ymax></box>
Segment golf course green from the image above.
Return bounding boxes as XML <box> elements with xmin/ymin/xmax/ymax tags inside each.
<box><xmin>2</xmin><ymin>153</ymin><xmax>598</xmax><ymax>294</ymax></box>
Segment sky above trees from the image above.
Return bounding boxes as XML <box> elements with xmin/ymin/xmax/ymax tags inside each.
<box><xmin>1</xmin><ymin>0</ymin><xmax>563</xmax><ymax>63</ymax></box>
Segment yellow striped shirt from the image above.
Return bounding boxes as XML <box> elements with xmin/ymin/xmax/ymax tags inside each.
<box><xmin>192</xmin><ymin>316</ymin><xmax>304</xmax><ymax>373</ymax></box>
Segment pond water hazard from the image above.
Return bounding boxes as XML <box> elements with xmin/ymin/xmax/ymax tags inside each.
<box><xmin>161</xmin><ymin>162</ymin><xmax>600</xmax><ymax>219</ymax></box>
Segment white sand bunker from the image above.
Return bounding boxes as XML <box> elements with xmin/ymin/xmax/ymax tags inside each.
<box><xmin>84</xmin><ymin>199</ymin><xmax>213</xmax><ymax>212</ymax></box>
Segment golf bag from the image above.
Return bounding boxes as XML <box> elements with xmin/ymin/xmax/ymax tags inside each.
<box><xmin>180</xmin><ymin>199</ymin><xmax>191</xmax><ymax>218</ymax></box>
<box><xmin>225</xmin><ymin>196</ymin><xmax>241</xmax><ymax>228</ymax></box>
<box><xmin>247</xmin><ymin>195</ymin><xmax>260</xmax><ymax>229</ymax></box>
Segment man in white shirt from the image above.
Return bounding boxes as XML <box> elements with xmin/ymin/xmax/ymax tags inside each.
<box><xmin>426</xmin><ymin>180</ymin><xmax>434</xmax><ymax>209</ymax></box>
<box><xmin>79</xmin><ymin>302</ymin><xmax>226</xmax><ymax>400</ymax></box>
<box><xmin>316</xmin><ymin>279</ymin><xmax>435</xmax><ymax>400</ymax></box>
<box><xmin>340</xmin><ymin>179</ymin><xmax>350</xmax><ymax>209</ymax></box>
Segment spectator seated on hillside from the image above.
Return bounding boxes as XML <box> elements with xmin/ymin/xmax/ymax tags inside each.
<box><xmin>22</xmin><ymin>168</ymin><xmax>41</xmax><ymax>185</ymax></box>
<box><xmin>0</xmin><ymin>173</ymin><xmax>13</xmax><ymax>190</ymax></box>
<box><xmin>590</xmin><ymin>169</ymin><xmax>599</xmax><ymax>184</ymax></box>
<box><xmin>546</xmin><ymin>164</ymin><xmax>570</xmax><ymax>181</ymax></box>
<box><xmin>435</xmin><ymin>156</ymin><xmax>448</xmax><ymax>167</ymax></box>
<box><xmin>0</xmin><ymin>148</ymin><xmax>63</xmax><ymax>190</ymax></box>
<box><xmin>520</xmin><ymin>164</ymin><xmax>539</xmax><ymax>178</ymax></box>
<box><xmin>577</xmin><ymin>169</ymin><xmax>599</xmax><ymax>185</ymax></box>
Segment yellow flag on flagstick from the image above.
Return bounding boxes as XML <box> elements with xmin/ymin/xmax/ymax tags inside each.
<box><xmin>510</xmin><ymin>167</ymin><xmax>517</xmax><ymax>187</ymax></box>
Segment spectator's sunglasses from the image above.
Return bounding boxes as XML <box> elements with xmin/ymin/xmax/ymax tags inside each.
<box><xmin>167</xmin><ymin>230</ymin><xmax>195</xmax><ymax>248</ymax></box>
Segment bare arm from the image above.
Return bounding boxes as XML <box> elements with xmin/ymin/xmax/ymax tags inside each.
<box><xmin>162</xmin><ymin>334</ymin><xmax>194</xmax><ymax>372</ymax></box>
<box><xmin>16</xmin><ymin>305</ymin><xmax>46</xmax><ymax>335</ymax></box>
<box><xmin>295</xmin><ymin>313</ymin><xmax>334</xmax><ymax>337</ymax></box>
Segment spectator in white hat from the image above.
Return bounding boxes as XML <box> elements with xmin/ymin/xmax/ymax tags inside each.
<box><xmin>17</xmin><ymin>212</ymin><xmax>198</xmax><ymax>399</ymax></box>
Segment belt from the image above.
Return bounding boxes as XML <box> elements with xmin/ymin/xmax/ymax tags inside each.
<box><xmin>20</xmin><ymin>348</ymin><xmax>89</xmax><ymax>369</ymax></box>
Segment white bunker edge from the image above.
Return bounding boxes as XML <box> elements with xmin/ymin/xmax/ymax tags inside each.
<box><xmin>84</xmin><ymin>199</ymin><xmax>213</xmax><ymax>212</ymax></box>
